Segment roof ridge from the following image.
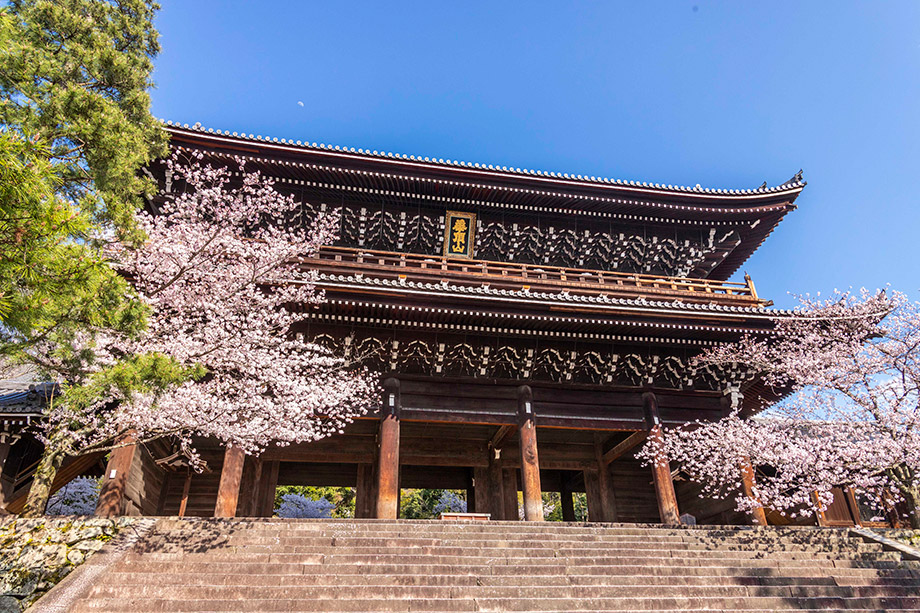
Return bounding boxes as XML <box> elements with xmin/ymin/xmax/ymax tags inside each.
<box><xmin>161</xmin><ymin>120</ymin><xmax>807</xmax><ymax>198</ymax></box>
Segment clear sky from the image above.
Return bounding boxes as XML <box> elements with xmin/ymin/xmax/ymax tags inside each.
<box><xmin>151</xmin><ymin>1</ymin><xmax>920</xmax><ymax>309</ymax></box>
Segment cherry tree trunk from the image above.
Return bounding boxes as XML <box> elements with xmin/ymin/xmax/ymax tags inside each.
<box><xmin>22</xmin><ymin>449</ymin><xmax>65</xmax><ymax>517</ymax></box>
<box><xmin>905</xmin><ymin>487</ymin><xmax>920</xmax><ymax>529</ymax></box>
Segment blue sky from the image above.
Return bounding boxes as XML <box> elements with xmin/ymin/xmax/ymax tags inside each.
<box><xmin>151</xmin><ymin>2</ymin><xmax>920</xmax><ymax>309</ymax></box>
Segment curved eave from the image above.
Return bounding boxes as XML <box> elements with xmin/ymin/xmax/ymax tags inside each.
<box><xmin>163</xmin><ymin>124</ymin><xmax>805</xmax><ymax>208</ymax></box>
<box><xmin>163</xmin><ymin>123</ymin><xmax>804</xmax><ymax>281</ymax></box>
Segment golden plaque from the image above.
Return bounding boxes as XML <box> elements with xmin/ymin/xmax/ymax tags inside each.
<box><xmin>443</xmin><ymin>211</ymin><xmax>476</xmax><ymax>259</ymax></box>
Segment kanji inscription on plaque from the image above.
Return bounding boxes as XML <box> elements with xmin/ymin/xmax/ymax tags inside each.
<box><xmin>444</xmin><ymin>211</ymin><xmax>476</xmax><ymax>259</ymax></box>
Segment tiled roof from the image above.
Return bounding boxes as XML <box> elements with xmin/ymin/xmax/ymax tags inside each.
<box><xmin>313</xmin><ymin>272</ymin><xmax>792</xmax><ymax>319</ymax></box>
<box><xmin>0</xmin><ymin>383</ymin><xmax>56</xmax><ymax>416</ymax></box>
<box><xmin>162</xmin><ymin>120</ymin><xmax>806</xmax><ymax>198</ymax></box>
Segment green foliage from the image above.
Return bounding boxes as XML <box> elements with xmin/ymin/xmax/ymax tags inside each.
<box><xmin>0</xmin><ymin>130</ymin><xmax>142</xmax><ymax>336</ymax></box>
<box><xmin>544</xmin><ymin>491</ymin><xmax>588</xmax><ymax>522</ymax></box>
<box><xmin>274</xmin><ymin>486</ymin><xmax>356</xmax><ymax>519</ymax></box>
<box><xmin>0</xmin><ymin>1</ymin><xmax>190</xmax><ymax>516</ymax></box>
<box><xmin>0</xmin><ymin>0</ymin><xmax>166</xmax><ymax>242</ymax></box>
<box><xmin>400</xmin><ymin>489</ymin><xmax>447</xmax><ymax>519</ymax></box>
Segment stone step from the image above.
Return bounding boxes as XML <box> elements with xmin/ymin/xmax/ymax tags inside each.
<box><xmin>68</xmin><ymin>595</ymin><xmax>920</xmax><ymax>612</ymax></box>
<box><xmin>111</xmin><ymin>558</ymin><xmax>920</xmax><ymax>578</ymax></box>
<box><xmin>124</xmin><ymin>550</ymin><xmax>914</xmax><ymax>567</ymax></box>
<box><xmin>150</xmin><ymin>519</ymin><xmax>857</xmax><ymax>540</ymax></box>
<box><xmin>85</xmin><ymin>583</ymin><xmax>920</xmax><ymax>601</ymax></box>
<box><xmin>145</xmin><ymin>535</ymin><xmax>885</xmax><ymax>553</ymax></box>
<box><xmin>122</xmin><ymin>545</ymin><xmax>902</xmax><ymax>562</ymax></box>
<box><xmin>69</xmin><ymin>520</ymin><xmax>920</xmax><ymax>613</ymax></box>
<box><xmin>101</xmin><ymin>570</ymin><xmax>867</xmax><ymax>587</ymax></box>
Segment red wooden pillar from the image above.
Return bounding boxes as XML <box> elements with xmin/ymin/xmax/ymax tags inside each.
<box><xmin>95</xmin><ymin>431</ymin><xmax>138</xmax><ymax>517</ymax></box>
<box><xmin>376</xmin><ymin>378</ymin><xmax>401</xmax><ymax>519</ymax></box>
<box><xmin>502</xmin><ymin>468</ymin><xmax>518</xmax><ymax>520</ymax></box>
<box><xmin>517</xmin><ymin>386</ymin><xmax>543</xmax><ymax>521</ymax></box>
<box><xmin>812</xmin><ymin>491</ymin><xmax>828</xmax><ymax>526</ymax></box>
<box><xmin>560</xmin><ymin>472</ymin><xmax>577</xmax><ymax>522</ymax></box>
<box><xmin>844</xmin><ymin>486</ymin><xmax>863</xmax><ymax>527</ymax></box>
<box><xmin>177</xmin><ymin>470</ymin><xmax>192</xmax><ymax>517</ymax></box>
<box><xmin>583</xmin><ymin>468</ymin><xmax>604</xmax><ymax>522</ymax></box>
<box><xmin>256</xmin><ymin>460</ymin><xmax>280</xmax><ymax>517</ymax></box>
<box><xmin>594</xmin><ymin>434</ymin><xmax>618</xmax><ymax>522</ymax></box>
<box><xmin>473</xmin><ymin>467</ymin><xmax>490</xmax><ymax>516</ymax></box>
<box><xmin>739</xmin><ymin>456</ymin><xmax>768</xmax><ymax>526</ymax></box>
<box><xmin>487</xmin><ymin>449</ymin><xmax>506</xmax><ymax>519</ymax></box>
<box><xmin>236</xmin><ymin>457</ymin><xmax>263</xmax><ymax>517</ymax></box>
<box><xmin>643</xmin><ymin>392</ymin><xmax>680</xmax><ymax>525</ymax></box>
<box><xmin>215</xmin><ymin>444</ymin><xmax>245</xmax><ymax>518</ymax></box>
<box><xmin>355</xmin><ymin>463</ymin><xmax>375</xmax><ymax>518</ymax></box>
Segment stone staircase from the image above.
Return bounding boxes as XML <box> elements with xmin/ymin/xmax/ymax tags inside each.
<box><xmin>70</xmin><ymin>518</ymin><xmax>920</xmax><ymax>612</ymax></box>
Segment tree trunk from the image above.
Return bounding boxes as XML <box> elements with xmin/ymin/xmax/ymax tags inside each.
<box><xmin>904</xmin><ymin>487</ymin><xmax>920</xmax><ymax>529</ymax></box>
<box><xmin>22</xmin><ymin>449</ymin><xmax>65</xmax><ymax>518</ymax></box>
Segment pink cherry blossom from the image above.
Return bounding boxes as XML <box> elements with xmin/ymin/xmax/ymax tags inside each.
<box><xmin>40</xmin><ymin>153</ymin><xmax>377</xmax><ymax>467</ymax></box>
<box><xmin>640</xmin><ymin>290</ymin><xmax>920</xmax><ymax>528</ymax></box>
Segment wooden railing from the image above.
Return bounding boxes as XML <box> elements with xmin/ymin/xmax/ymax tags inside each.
<box><xmin>310</xmin><ymin>246</ymin><xmax>768</xmax><ymax>306</ymax></box>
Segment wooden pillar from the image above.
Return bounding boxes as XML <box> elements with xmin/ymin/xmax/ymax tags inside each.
<box><xmin>594</xmin><ymin>434</ymin><xmax>618</xmax><ymax>522</ymax></box>
<box><xmin>502</xmin><ymin>468</ymin><xmax>518</xmax><ymax>520</ymax></box>
<box><xmin>0</xmin><ymin>439</ymin><xmax>12</xmax><ymax>507</ymax></box>
<box><xmin>215</xmin><ymin>444</ymin><xmax>245</xmax><ymax>518</ymax></box>
<box><xmin>95</xmin><ymin>431</ymin><xmax>138</xmax><ymax>517</ymax></box>
<box><xmin>236</xmin><ymin>457</ymin><xmax>263</xmax><ymax>517</ymax></box>
<box><xmin>844</xmin><ymin>486</ymin><xmax>863</xmax><ymax>527</ymax></box>
<box><xmin>466</xmin><ymin>468</ymin><xmax>476</xmax><ymax>513</ymax></box>
<box><xmin>812</xmin><ymin>491</ymin><xmax>828</xmax><ymax>526</ymax></box>
<box><xmin>559</xmin><ymin>472</ymin><xmax>575</xmax><ymax>521</ymax></box>
<box><xmin>488</xmin><ymin>449</ymin><xmax>505</xmax><ymax>519</ymax></box>
<box><xmin>473</xmin><ymin>467</ymin><xmax>490</xmax><ymax>516</ymax></box>
<box><xmin>355</xmin><ymin>463</ymin><xmax>375</xmax><ymax>518</ymax></box>
<box><xmin>177</xmin><ymin>470</ymin><xmax>192</xmax><ymax>517</ymax></box>
<box><xmin>256</xmin><ymin>460</ymin><xmax>280</xmax><ymax>517</ymax></box>
<box><xmin>376</xmin><ymin>378</ymin><xmax>401</xmax><ymax>519</ymax></box>
<box><xmin>583</xmin><ymin>468</ymin><xmax>604</xmax><ymax>522</ymax></box>
<box><xmin>739</xmin><ymin>456</ymin><xmax>768</xmax><ymax>526</ymax></box>
<box><xmin>517</xmin><ymin>385</ymin><xmax>543</xmax><ymax>521</ymax></box>
<box><xmin>643</xmin><ymin>392</ymin><xmax>680</xmax><ymax>525</ymax></box>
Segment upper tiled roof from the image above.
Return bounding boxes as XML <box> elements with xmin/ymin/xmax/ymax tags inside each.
<box><xmin>162</xmin><ymin>120</ymin><xmax>806</xmax><ymax>199</ymax></box>
<box><xmin>0</xmin><ymin>382</ymin><xmax>55</xmax><ymax>416</ymax></box>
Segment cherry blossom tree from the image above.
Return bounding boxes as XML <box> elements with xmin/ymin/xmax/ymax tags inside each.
<box><xmin>22</xmin><ymin>153</ymin><xmax>376</xmax><ymax>516</ymax></box>
<box><xmin>640</xmin><ymin>290</ymin><xmax>920</xmax><ymax>528</ymax></box>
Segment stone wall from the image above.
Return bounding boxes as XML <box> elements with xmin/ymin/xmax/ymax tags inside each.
<box><xmin>0</xmin><ymin>517</ymin><xmax>136</xmax><ymax>612</ymax></box>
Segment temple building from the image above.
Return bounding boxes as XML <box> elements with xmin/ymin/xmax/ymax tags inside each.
<box><xmin>2</xmin><ymin>122</ymin><xmax>871</xmax><ymax>527</ymax></box>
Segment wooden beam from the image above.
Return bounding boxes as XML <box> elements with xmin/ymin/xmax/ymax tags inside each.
<box><xmin>490</xmin><ymin>425</ymin><xmax>518</xmax><ymax>450</ymax></box>
<box><xmin>95</xmin><ymin>432</ymin><xmax>138</xmax><ymax>518</ymax></box>
<box><xmin>376</xmin><ymin>378</ymin><xmax>401</xmax><ymax>519</ymax></box>
<box><xmin>178</xmin><ymin>470</ymin><xmax>192</xmax><ymax>517</ymax></box>
<box><xmin>602</xmin><ymin>431</ymin><xmax>648</xmax><ymax>465</ymax></box>
<box><xmin>739</xmin><ymin>456</ymin><xmax>767</xmax><ymax>527</ymax></box>
<box><xmin>214</xmin><ymin>445</ymin><xmax>245</xmax><ymax>518</ymax></box>
<box><xmin>644</xmin><ymin>392</ymin><xmax>680</xmax><ymax>526</ymax></box>
<box><xmin>517</xmin><ymin>385</ymin><xmax>543</xmax><ymax>521</ymax></box>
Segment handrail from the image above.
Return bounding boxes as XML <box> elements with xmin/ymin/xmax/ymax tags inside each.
<box><xmin>311</xmin><ymin>246</ymin><xmax>767</xmax><ymax>305</ymax></box>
